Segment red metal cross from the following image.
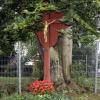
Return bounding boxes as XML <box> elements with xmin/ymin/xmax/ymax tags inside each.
<box><xmin>36</xmin><ymin>12</ymin><xmax>70</xmax><ymax>81</ymax></box>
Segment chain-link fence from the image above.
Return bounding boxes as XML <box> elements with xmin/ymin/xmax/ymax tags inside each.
<box><xmin>0</xmin><ymin>53</ymin><xmax>99</xmax><ymax>98</ymax></box>
<box><xmin>0</xmin><ymin>55</ymin><xmax>35</xmax><ymax>99</ymax></box>
<box><xmin>0</xmin><ymin>54</ymin><xmax>96</xmax><ymax>94</ymax></box>
<box><xmin>72</xmin><ymin>54</ymin><xmax>96</xmax><ymax>92</ymax></box>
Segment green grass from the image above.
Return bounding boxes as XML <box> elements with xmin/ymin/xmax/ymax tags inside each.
<box><xmin>71</xmin><ymin>93</ymin><xmax>100</xmax><ymax>100</ymax></box>
<box><xmin>0</xmin><ymin>76</ymin><xmax>35</xmax><ymax>98</ymax></box>
<box><xmin>72</xmin><ymin>76</ymin><xmax>95</xmax><ymax>92</ymax></box>
<box><xmin>0</xmin><ymin>92</ymin><xmax>71</xmax><ymax>100</ymax></box>
<box><xmin>1</xmin><ymin>92</ymin><xmax>100</xmax><ymax>100</ymax></box>
<box><xmin>1</xmin><ymin>77</ymin><xmax>100</xmax><ymax>100</ymax></box>
<box><xmin>0</xmin><ymin>76</ymin><xmax>34</xmax><ymax>87</ymax></box>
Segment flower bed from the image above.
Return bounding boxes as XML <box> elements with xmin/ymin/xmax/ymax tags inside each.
<box><xmin>28</xmin><ymin>80</ymin><xmax>54</xmax><ymax>95</ymax></box>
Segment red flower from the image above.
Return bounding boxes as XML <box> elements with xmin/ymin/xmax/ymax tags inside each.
<box><xmin>27</xmin><ymin>80</ymin><xmax>54</xmax><ymax>95</ymax></box>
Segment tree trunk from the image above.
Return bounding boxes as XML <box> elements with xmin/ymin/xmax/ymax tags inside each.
<box><xmin>60</xmin><ymin>34</ymin><xmax>72</xmax><ymax>84</ymax></box>
<box><xmin>50</xmin><ymin>47</ymin><xmax>65</xmax><ymax>86</ymax></box>
<box><xmin>47</xmin><ymin>27</ymin><xmax>73</xmax><ymax>91</ymax></box>
<box><xmin>50</xmin><ymin>27</ymin><xmax>72</xmax><ymax>87</ymax></box>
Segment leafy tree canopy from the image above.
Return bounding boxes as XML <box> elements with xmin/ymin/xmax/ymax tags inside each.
<box><xmin>0</xmin><ymin>0</ymin><xmax>100</xmax><ymax>55</ymax></box>
<box><xmin>0</xmin><ymin>0</ymin><xmax>56</xmax><ymax>55</ymax></box>
<box><xmin>55</xmin><ymin>0</ymin><xmax>100</xmax><ymax>44</ymax></box>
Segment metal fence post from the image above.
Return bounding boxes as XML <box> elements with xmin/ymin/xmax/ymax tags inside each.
<box><xmin>18</xmin><ymin>41</ymin><xmax>22</xmax><ymax>94</ymax></box>
<box><xmin>95</xmin><ymin>52</ymin><xmax>98</xmax><ymax>94</ymax></box>
<box><xmin>86</xmin><ymin>55</ymin><xmax>88</xmax><ymax>76</ymax></box>
<box><xmin>94</xmin><ymin>40</ymin><xmax>100</xmax><ymax>94</ymax></box>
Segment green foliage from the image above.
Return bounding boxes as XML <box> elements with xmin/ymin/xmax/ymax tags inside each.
<box><xmin>2</xmin><ymin>92</ymin><xmax>100</xmax><ymax>100</ymax></box>
<box><xmin>71</xmin><ymin>62</ymin><xmax>94</xmax><ymax>91</ymax></box>
<box><xmin>25</xmin><ymin>32</ymin><xmax>39</xmax><ymax>58</ymax></box>
<box><xmin>1</xmin><ymin>92</ymin><xmax>71</xmax><ymax>100</ymax></box>
<box><xmin>4</xmin><ymin>1</ymin><xmax>56</xmax><ymax>32</ymax></box>
<box><xmin>0</xmin><ymin>0</ymin><xmax>100</xmax><ymax>55</ymax></box>
<box><xmin>0</xmin><ymin>0</ymin><xmax>56</xmax><ymax>56</ymax></box>
<box><xmin>55</xmin><ymin>0</ymin><xmax>100</xmax><ymax>44</ymax></box>
<box><xmin>0</xmin><ymin>0</ymin><xmax>16</xmax><ymax>55</ymax></box>
<box><xmin>71</xmin><ymin>61</ymin><xmax>87</xmax><ymax>78</ymax></box>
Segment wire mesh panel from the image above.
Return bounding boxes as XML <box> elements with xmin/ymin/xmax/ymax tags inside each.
<box><xmin>95</xmin><ymin>54</ymin><xmax>100</xmax><ymax>93</ymax></box>
<box><xmin>72</xmin><ymin>54</ymin><xmax>95</xmax><ymax>92</ymax></box>
<box><xmin>20</xmin><ymin>57</ymin><xmax>35</xmax><ymax>92</ymax></box>
<box><xmin>0</xmin><ymin>55</ymin><xmax>35</xmax><ymax>99</ymax></box>
<box><xmin>0</xmin><ymin>56</ymin><xmax>18</xmax><ymax>98</ymax></box>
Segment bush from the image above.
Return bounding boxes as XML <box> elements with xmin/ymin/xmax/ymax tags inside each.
<box><xmin>71</xmin><ymin>62</ymin><xmax>93</xmax><ymax>92</ymax></box>
<box><xmin>28</xmin><ymin>80</ymin><xmax>54</xmax><ymax>95</ymax></box>
<box><xmin>1</xmin><ymin>92</ymin><xmax>71</xmax><ymax>100</ymax></box>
